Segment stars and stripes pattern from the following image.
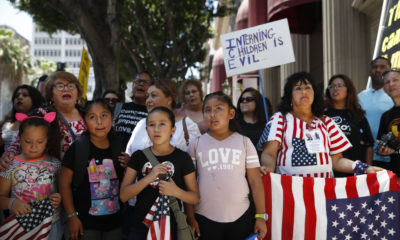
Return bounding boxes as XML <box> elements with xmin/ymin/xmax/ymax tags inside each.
<box><xmin>257</xmin><ymin>112</ymin><xmax>352</xmax><ymax>178</ymax></box>
<box><xmin>0</xmin><ymin>199</ymin><xmax>54</xmax><ymax>240</ymax></box>
<box><xmin>263</xmin><ymin>170</ymin><xmax>400</xmax><ymax>240</ymax></box>
<box><xmin>143</xmin><ymin>195</ymin><xmax>171</xmax><ymax>240</ymax></box>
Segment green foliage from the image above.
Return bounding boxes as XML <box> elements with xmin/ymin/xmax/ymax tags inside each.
<box><xmin>0</xmin><ymin>28</ymin><xmax>31</xmax><ymax>78</ymax></box>
<box><xmin>29</xmin><ymin>58</ymin><xmax>57</xmax><ymax>84</ymax></box>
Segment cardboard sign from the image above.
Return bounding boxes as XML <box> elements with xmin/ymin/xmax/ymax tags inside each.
<box><xmin>78</xmin><ymin>47</ymin><xmax>91</xmax><ymax>99</ymax></box>
<box><xmin>221</xmin><ymin>18</ymin><xmax>295</xmax><ymax>77</ymax></box>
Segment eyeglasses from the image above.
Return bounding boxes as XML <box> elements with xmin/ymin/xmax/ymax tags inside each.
<box><xmin>104</xmin><ymin>98</ymin><xmax>119</xmax><ymax>104</ymax></box>
<box><xmin>185</xmin><ymin>90</ymin><xmax>198</xmax><ymax>96</ymax></box>
<box><xmin>134</xmin><ymin>79</ymin><xmax>151</xmax><ymax>86</ymax></box>
<box><xmin>239</xmin><ymin>97</ymin><xmax>255</xmax><ymax>103</ymax></box>
<box><xmin>327</xmin><ymin>84</ymin><xmax>346</xmax><ymax>90</ymax></box>
<box><xmin>54</xmin><ymin>83</ymin><xmax>77</xmax><ymax>91</ymax></box>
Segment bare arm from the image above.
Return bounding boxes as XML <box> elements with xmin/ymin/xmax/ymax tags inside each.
<box><xmin>260</xmin><ymin>141</ymin><xmax>279</xmax><ymax>174</ymax></box>
<box><xmin>332</xmin><ymin>153</ymin><xmax>384</xmax><ymax>174</ymax></box>
<box><xmin>365</xmin><ymin>146</ymin><xmax>373</xmax><ymax>165</ymax></box>
<box><xmin>120</xmin><ymin>164</ymin><xmax>168</xmax><ymax>203</ymax></box>
<box><xmin>159</xmin><ymin>172</ymin><xmax>199</xmax><ymax>204</ymax></box>
<box><xmin>247</xmin><ymin>167</ymin><xmax>267</xmax><ymax>239</ymax></box>
<box><xmin>58</xmin><ymin>166</ymin><xmax>83</xmax><ymax>240</ymax></box>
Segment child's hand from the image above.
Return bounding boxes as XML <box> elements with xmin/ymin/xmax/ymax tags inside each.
<box><xmin>187</xmin><ymin>215</ymin><xmax>201</xmax><ymax>239</ymax></box>
<box><xmin>68</xmin><ymin>216</ymin><xmax>83</xmax><ymax>240</ymax></box>
<box><xmin>0</xmin><ymin>151</ymin><xmax>15</xmax><ymax>171</ymax></box>
<box><xmin>146</xmin><ymin>164</ymin><xmax>168</xmax><ymax>182</ymax></box>
<box><xmin>11</xmin><ymin>198</ymin><xmax>32</xmax><ymax>217</ymax></box>
<box><xmin>118</xmin><ymin>152</ymin><xmax>130</xmax><ymax>168</ymax></box>
<box><xmin>159</xmin><ymin>178</ymin><xmax>179</xmax><ymax>197</ymax></box>
<box><xmin>254</xmin><ymin>218</ymin><xmax>267</xmax><ymax>239</ymax></box>
<box><xmin>49</xmin><ymin>193</ymin><xmax>61</xmax><ymax>208</ymax></box>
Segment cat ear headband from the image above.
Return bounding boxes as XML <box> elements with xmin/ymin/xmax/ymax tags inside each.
<box><xmin>15</xmin><ymin>112</ymin><xmax>56</xmax><ymax>123</ymax></box>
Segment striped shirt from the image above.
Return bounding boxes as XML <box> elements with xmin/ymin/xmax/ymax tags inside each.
<box><xmin>257</xmin><ymin>112</ymin><xmax>352</xmax><ymax>178</ymax></box>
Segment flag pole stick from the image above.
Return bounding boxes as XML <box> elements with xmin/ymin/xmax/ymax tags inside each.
<box><xmin>258</xmin><ymin>70</ymin><xmax>269</xmax><ymax>122</ymax></box>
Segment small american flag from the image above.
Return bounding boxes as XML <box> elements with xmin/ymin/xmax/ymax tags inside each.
<box><xmin>263</xmin><ymin>170</ymin><xmax>400</xmax><ymax>240</ymax></box>
<box><xmin>0</xmin><ymin>199</ymin><xmax>54</xmax><ymax>240</ymax></box>
<box><xmin>143</xmin><ymin>195</ymin><xmax>171</xmax><ymax>240</ymax></box>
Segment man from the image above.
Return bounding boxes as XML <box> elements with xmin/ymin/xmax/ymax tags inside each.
<box><xmin>377</xmin><ymin>69</ymin><xmax>400</xmax><ymax>177</ymax></box>
<box><xmin>114</xmin><ymin>71</ymin><xmax>152</xmax><ymax>148</ymax></box>
<box><xmin>358</xmin><ymin>57</ymin><xmax>393</xmax><ymax>169</ymax></box>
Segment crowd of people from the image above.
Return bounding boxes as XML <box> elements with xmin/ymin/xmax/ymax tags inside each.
<box><xmin>0</xmin><ymin>55</ymin><xmax>397</xmax><ymax>240</ymax></box>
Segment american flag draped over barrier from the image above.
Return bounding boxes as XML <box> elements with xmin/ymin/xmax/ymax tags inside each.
<box><xmin>143</xmin><ymin>194</ymin><xmax>171</xmax><ymax>240</ymax></box>
<box><xmin>263</xmin><ymin>170</ymin><xmax>400</xmax><ymax>240</ymax></box>
<box><xmin>0</xmin><ymin>198</ymin><xmax>54</xmax><ymax>240</ymax></box>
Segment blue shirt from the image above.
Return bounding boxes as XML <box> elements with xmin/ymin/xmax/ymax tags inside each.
<box><xmin>358</xmin><ymin>88</ymin><xmax>393</xmax><ymax>162</ymax></box>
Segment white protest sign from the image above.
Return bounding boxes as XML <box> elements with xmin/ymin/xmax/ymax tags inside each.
<box><xmin>221</xmin><ymin>18</ymin><xmax>295</xmax><ymax>77</ymax></box>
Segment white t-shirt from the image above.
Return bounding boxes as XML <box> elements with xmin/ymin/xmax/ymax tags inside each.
<box><xmin>188</xmin><ymin>132</ymin><xmax>260</xmax><ymax>222</ymax></box>
<box><xmin>125</xmin><ymin>117</ymin><xmax>201</xmax><ymax>155</ymax></box>
<box><xmin>2</xmin><ymin>122</ymin><xmax>18</xmax><ymax>151</ymax></box>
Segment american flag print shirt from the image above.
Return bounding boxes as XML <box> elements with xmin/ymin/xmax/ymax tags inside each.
<box><xmin>258</xmin><ymin>112</ymin><xmax>352</xmax><ymax>178</ymax></box>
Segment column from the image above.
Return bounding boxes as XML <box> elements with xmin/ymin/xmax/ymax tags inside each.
<box><xmin>322</xmin><ymin>0</ymin><xmax>369</xmax><ymax>91</ymax></box>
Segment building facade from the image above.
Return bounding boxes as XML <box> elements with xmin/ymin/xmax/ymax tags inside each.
<box><xmin>205</xmin><ymin>0</ymin><xmax>384</xmax><ymax>110</ymax></box>
<box><xmin>31</xmin><ymin>23</ymin><xmax>95</xmax><ymax>99</ymax></box>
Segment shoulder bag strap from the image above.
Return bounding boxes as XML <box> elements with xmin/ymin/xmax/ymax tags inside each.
<box><xmin>59</xmin><ymin>114</ymin><xmax>76</xmax><ymax>141</ymax></box>
<box><xmin>142</xmin><ymin>147</ymin><xmax>160</xmax><ymax>166</ymax></box>
<box><xmin>183</xmin><ymin>116</ymin><xmax>189</xmax><ymax>146</ymax></box>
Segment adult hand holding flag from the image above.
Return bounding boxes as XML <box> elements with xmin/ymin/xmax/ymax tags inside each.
<box><xmin>263</xmin><ymin>170</ymin><xmax>400</xmax><ymax>240</ymax></box>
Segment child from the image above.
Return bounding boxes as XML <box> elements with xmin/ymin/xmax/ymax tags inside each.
<box><xmin>59</xmin><ymin>99</ymin><xmax>125</xmax><ymax>240</ymax></box>
<box><xmin>120</xmin><ymin>106</ymin><xmax>199</xmax><ymax>240</ymax></box>
<box><xmin>187</xmin><ymin>92</ymin><xmax>267</xmax><ymax>240</ymax></box>
<box><xmin>0</xmin><ymin>110</ymin><xmax>62</xmax><ymax>239</ymax></box>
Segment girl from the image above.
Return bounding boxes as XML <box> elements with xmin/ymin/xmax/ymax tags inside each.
<box><xmin>1</xmin><ymin>85</ymin><xmax>44</xmax><ymax>152</ymax></box>
<box><xmin>0</xmin><ymin>111</ymin><xmax>62</xmax><ymax>239</ymax></box>
<box><xmin>324</xmin><ymin>74</ymin><xmax>374</xmax><ymax>177</ymax></box>
<box><xmin>59</xmin><ymin>99</ymin><xmax>124</xmax><ymax>240</ymax></box>
<box><xmin>120</xmin><ymin>106</ymin><xmax>199</xmax><ymax>240</ymax></box>
<box><xmin>187</xmin><ymin>92</ymin><xmax>267</xmax><ymax>240</ymax></box>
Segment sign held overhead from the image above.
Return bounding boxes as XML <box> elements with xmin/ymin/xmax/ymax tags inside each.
<box><xmin>221</xmin><ymin>18</ymin><xmax>295</xmax><ymax>77</ymax></box>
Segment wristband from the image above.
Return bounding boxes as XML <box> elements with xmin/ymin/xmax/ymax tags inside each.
<box><xmin>352</xmin><ymin>160</ymin><xmax>369</xmax><ymax>175</ymax></box>
<box><xmin>255</xmin><ymin>213</ymin><xmax>268</xmax><ymax>221</ymax></box>
<box><xmin>67</xmin><ymin>212</ymin><xmax>79</xmax><ymax>218</ymax></box>
<box><xmin>8</xmin><ymin>198</ymin><xmax>16</xmax><ymax>211</ymax></box>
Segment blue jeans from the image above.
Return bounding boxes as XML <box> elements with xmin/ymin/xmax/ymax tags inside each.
<box><xmin>49</xmin><ymin>219</ymin><xmax>63</xmax><ymax>240</ymax></box>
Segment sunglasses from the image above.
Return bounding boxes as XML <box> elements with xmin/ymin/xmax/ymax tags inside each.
<box><xmin>104</xmin><ymin>98</ymin><xmax>119</xmax><ymax>104</ymax></box>
<box><xmin>239</xmin><ymin>97</ymin><xmax>255</xmax><ymax>103</ymax></box>
<box><xmin>134</xmin><ymin>79</ymin><xmax>151</xmax><ymax>86</ymax></box>
<box><xmin>327</xmin><ymin>84</ymin><xmax>346</xmax><ymax>90</ymax></box>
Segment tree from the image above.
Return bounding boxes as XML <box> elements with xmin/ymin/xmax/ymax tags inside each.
<box><xmin>10</xmin><ymin>0</ymin><xmax>232</xmax><ymax>98</ymax></box>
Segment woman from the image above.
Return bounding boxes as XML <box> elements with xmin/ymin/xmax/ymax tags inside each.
<box><xmin>257</xmin><ymin>72</ymin><xmax>381</xmax><ymax>177</ymax></box>
<box><xmin>177</xmin><ymin>79</ymin><xmax>208</xmax><ymax>134</ymax></box>
<box><xmin>236</xmin><ymin>88</ymin><xmax>270</xmax><ymax>159</ymax></box>
<box><xmin>126</xmin><ymin>80</ymin><xmax>201</xmax><ymax>155</ymax></box>
<box><xmin>1</xmin><ymin>85</ymin><xmax>44</xmax><ymax>152</ymax></box>
<box><xmin>0</xmin><ymin>71</ymin><xmax>87</xmax><ymax>169</ymax></box>
<box><xmin>324</xmin><ymin>74</ymin><xmax>374</xmax><ymax>177</ymax></box>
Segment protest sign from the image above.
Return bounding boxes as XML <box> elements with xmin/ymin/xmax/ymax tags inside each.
<box><xmin>221</xmin><ymin>18</ymin><xmax>295</xmax><ymax>77</ymax></box>
<box><xmin>78</xmin><ymin>47</ymin><xmax>91</xmax><ymax>99</ymax></box>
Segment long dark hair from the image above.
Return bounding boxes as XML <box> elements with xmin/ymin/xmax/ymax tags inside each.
<box><xmin>236</xmin><ymin>88</ymin><xmax>267</xmax><ymax>126</ymax></box>
<box><xmin>325</xmin><ymin>74</ymin><xmax>365</xmax><ymax>121</ymax></box>
<box><xmin>11</xmin><ymin>85</ymin><xmax>44</xmax><ymax>122</ymax></box>
<box><xmin>202</xmin><ymin>91</ymin><xmax>241</xmax><ymax>133</ymax></box>
<box><xmin>277</xmin><ymin>72</ymin><xmax>324</xmax><ymax>117</ymax></box>
<box><xmin>18</xmin><ymin>110</ymin><xmax>60</xmax><ymax>159</ymax></box>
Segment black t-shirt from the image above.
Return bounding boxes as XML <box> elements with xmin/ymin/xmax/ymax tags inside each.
<box><xmin>114</xmin><ymin>102</ymin><xmax>148</xmax><ymax>147</ymax></box>
<box><xmin>377</xmin><ymin>106</ymin><xmax>400</xmax><ymax>175</ymax></box>
<box><xmin>238</xmin><ymin>118</ymin><xmax>265</xmax><ymax>159</ymax></box>
<box><xmin>63</xmin><ymin>141</ymin><xmax>123</xmax><ymax>231</ymax></box>
<box><xmin>324</xmin><ymin>109</ymin><xmax>374</xmax><ymax>177</ymax></box>
<box><xmin>128</xmin><ymin>148</ymin><xmax>195</xmax><ymax>233</ymax></box>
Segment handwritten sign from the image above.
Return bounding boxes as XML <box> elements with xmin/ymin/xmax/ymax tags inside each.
<box><xmin>78</xmin><ymin>47</ymin><xmax>91</xmax><ymax>100</ymax></box>
<box><xmin>221</xmin><ymin>18</ymin><xmax>295</xmax><ymax>77</ymax></box>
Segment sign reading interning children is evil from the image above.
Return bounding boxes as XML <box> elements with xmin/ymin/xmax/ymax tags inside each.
<box><xmin>221</xmin><ymin>18</ymin><xmax>295</xmax><ymax>77</ymax></box>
